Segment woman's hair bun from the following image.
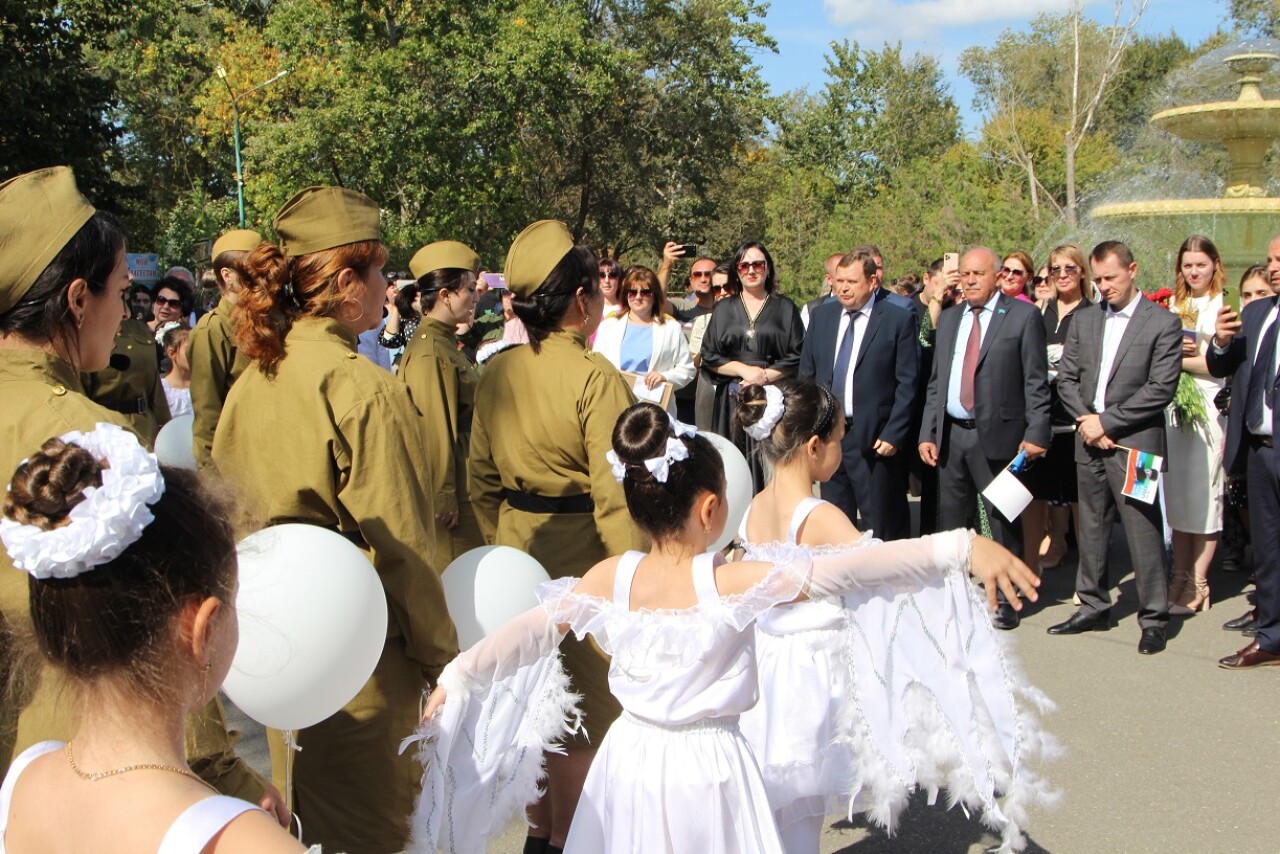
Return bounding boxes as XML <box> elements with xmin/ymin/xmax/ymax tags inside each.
<box><xmin>2</xmin><ymin>438</ymin><xmax>103</xmax><ymax>531</ymax></box>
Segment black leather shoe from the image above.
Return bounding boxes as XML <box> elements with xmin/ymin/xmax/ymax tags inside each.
<box><xmin>992</xmin><ymin>602</ymin><xmax>1020</xmax><ymax>630</ymax></box>
<box><xmin>1138</xmin><ymin>626</ymin><xmax>1167</xmax><ymax>655</ymax></box>
<box><xmin>1047</xmin><ymin>609</ymin><xmax>1110</xmax><ymax>635</ymax></box>
<box><xmin>1243</xmin><ymin>621</ymin><xmax>1259</xmax><ymax>637</ymax></box>
<box><xmin>1224</xmin><ymin>610</ymin><xmax>1257</xmax><ymax>631</ymax></box>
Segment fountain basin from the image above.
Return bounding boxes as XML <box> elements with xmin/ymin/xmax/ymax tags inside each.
<box><xmin>1151</xmin><ymin>101</ymin><xmax>1280</xmax><ymax>142</ymax></box>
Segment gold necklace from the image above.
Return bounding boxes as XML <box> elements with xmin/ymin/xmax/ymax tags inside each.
<box><xmin>66</xmin><ymin>741</ymin><xmax>218</xmax><ymax>794</ymax></box>
<box><xmin>740</xmin><ymin>292</ymin><xmax>770</xmax><ymax>341</ymax></box>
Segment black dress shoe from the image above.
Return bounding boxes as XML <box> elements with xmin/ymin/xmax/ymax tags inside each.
<box><xmin>1138</xmin><ymin>626</ymin><xmax>1167</xmax><ymax>655</ymax></box>
<box><xmin>992</xmin><ymin>602</ymin><xmax>1020</xmax><ymax>630</ymax></box>
<box><xmin>1243</xmin><ymin>621</ymin><xmax>1259</xmax><ymax>637</ymax></box>
<box><xmin>1047</xmin><ymin>609</ymin><xmax>1110</xmax><ymax>635</ymax></box>
<box><xmin>1224</xmin><ymin>610</ymin><xmax>1257</xmax><ymax>631</ymax></box>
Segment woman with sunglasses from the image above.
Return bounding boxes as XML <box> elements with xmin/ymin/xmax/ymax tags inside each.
<box><xmin>148</xmin><ymin>277</ymin><xmax>191</xmax><ymax>335</ymax></box>
<box><xmin>998</xmin><ymin>251</ymin><xmax>1036</xmax><ymax>303</ymax></box>
<box><xmin>1033</xmin><ymin>266</ymin><xmax>1054</xmax><ymax>306</ymax></box>
<box><xmin>700</xmin><ymin>242</ymin><xmax>804</xmax><ymax>490</ymax></box>
<box><xmin>592</xmin><ymin>266</ymin><xmax>695</xmax><ymax>414</ymax></box>
<box><xmin>1021</xmin><ymin>244</ymin><xmax>1090</xmax><ymax>573</ymax></box>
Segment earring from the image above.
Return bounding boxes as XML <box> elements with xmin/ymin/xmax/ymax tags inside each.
<box><xmin>202</xmin><ymin>661</ymin><xmax>212</xmax><ymax>672</ymax></box>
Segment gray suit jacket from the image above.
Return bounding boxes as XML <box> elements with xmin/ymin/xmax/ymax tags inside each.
<box><xmin>1057</xmin><ymin>295</ymin><xmax>1182</xmax><ymax>466</ymax></box>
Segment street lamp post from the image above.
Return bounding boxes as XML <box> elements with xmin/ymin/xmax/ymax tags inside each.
<box><xmin>215</xmin><ymin>66</ymin><xmax>290</xmax><ymax>228</ymax></box>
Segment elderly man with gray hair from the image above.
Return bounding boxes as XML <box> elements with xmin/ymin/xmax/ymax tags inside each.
<box><xmin>918</xmin><ymin>245</ymin><xmax>1051</xmax><ymax>630</ymax></box>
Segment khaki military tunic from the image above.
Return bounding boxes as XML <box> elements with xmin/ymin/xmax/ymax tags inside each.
<box><xmin>469</xmin><ymin>329</ymin><xmax>644</xmax><ymax>747</ymax></box>
<box><xmin>0</xmin><ymin>348</ymin><xmax>266</xmax><ymax>803</ymax></box>
<box><xmin>398</xmin><ymin>316</ymin><xmax>483</xmax><ymax>562</ymax></box>
<box><xmin>82</xmin><ymin>318</ymin><xmax>170</xmax><ymax>444</ymax></box>
<box><xmin>212</xmin><ymin>316</ymin><xmax>457</xmax><ymax>854</ymax></box>
<box><xmin>188</xmin><ymin>299</ymin><xmax>248</xmax><ymax>466</ymax></box>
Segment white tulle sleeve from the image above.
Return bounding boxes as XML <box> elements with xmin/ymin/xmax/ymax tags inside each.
<box><xmin>803</xmin><ymin>529</ymin><xmax>972</xmax><ymax>599</ymax></box>
<box><xmin>437</xmin><ymin>602</ymin><xmax>568</xmax><ymax>697</ymax></box>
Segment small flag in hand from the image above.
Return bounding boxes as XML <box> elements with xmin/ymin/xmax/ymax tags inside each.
<box><xmin>1121</xmin><ymin>448</ymin><xmax>1162</xmax><ymax>504</ymax></box>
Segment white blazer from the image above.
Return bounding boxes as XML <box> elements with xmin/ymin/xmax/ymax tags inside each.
<box><xmin>593</xmin><ymin>314</ymin><xmax>696</xmax><ymax>401</ymax></box>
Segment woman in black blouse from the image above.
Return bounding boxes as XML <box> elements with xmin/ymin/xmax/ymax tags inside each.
<box><xmin>1022</xmin><ymin>243</ymin><xmax>1090</xmax><ymax>571</ymax></box>
<box><xmin>699</xmin><ymin>241</ymin><xmax>803</xmax><ymax>491</ymax></box>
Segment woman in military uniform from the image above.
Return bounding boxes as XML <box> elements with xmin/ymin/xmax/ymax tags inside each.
<box><xmin>469</xmin><ymin>220</ymin><xmax>644</xmax><ymax>852</ymax></box>
<box><xmin>212</xmin><ymin>186</ymin><xmax>457</xmax><ymax>854</ymax></box>
<box><xmin>0</xmin><ymin>167</ymin><xmax>277</xmax><ymax>817</ymax></box>
<box><xmin>188</xmin><ymin>228</ymin><xmax>259</xmax><ymax>466</ymax></box>
<box><xmin>398</xmin><ymin>241</ymin><xmax>485</xmax><ymax>562</ymax></box>
<box><xmin>81</xmin><ymin>314</ymin><xmax>170</xmax><ymax>443</ymax></box>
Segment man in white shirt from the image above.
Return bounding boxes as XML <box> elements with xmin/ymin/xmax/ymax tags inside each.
<box><xmin>1052</xmin><ymin>241</ymin><xmax>1182</xmax><ymax>654</ymax></box>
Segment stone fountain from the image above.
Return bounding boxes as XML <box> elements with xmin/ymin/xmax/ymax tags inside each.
<box><xmin>1092</xmin><ymin>51</ymin><xmax>1280</xmax><ymax>285</ymax></box>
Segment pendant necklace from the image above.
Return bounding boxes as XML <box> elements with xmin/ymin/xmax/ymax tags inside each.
<box><xmin>741</xmin><ymin>293</ymin><xmax>770</xmax><ymax>342</ymax></box>
<box><xmin>66</xmin><ymin>741</ymin><xmax>218</xmax><ymax>794</ymax></box>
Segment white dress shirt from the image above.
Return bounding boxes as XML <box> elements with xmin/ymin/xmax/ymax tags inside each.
<box><xmin>1251</xmin><ymin>300</ymin><xmax>1280</xmax><ymax>435</ymax></box>
<box><xmin>946</xmin><ymin>294</ymin><xmax>999</xmax><ymax>419</ymax></box>
<box><xmin>1093</xmin><ymin>291</ymin><xmax>1140</xmax><ymax>414</ymax></box>
<box><xmin>833</xmin><ymin>301</ymin><xmax>873</xmax><ymax>416</ymax></box>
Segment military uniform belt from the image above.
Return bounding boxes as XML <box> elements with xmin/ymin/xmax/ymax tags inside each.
<box><xmin>103</xmin><ymin>395</ymin><xmax>149</xmax><ymax>415</ymax></box>
<box><xmin>504</xmin><ymin>489</ymin><xmax>595</xmax><ymax>514</ymax></box>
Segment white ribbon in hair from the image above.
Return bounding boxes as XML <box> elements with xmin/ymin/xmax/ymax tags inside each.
<box><xmin>0</xmin><ymin>423</ymin><xmax>165</xmax><ymax>580</ymax></box>
<box><xmin>744</xmin><ymin>384</ymin><xmax>785</xmax><ymax>441</ymax></box>
<box><xmin>606</xmin><ymin>413</ymin><xmax>697</xmax><ymax>484</ymax></box>
<box><xmin>154</xmin><ymin>320</ymin><xmax>182</xmax><ymax>346</ymax></box>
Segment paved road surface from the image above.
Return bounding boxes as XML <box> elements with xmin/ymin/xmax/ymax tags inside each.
<box><xmin>225</xmin><ymin>522</ymin><xmax>1280</xmax><ymax>853</ymax></box>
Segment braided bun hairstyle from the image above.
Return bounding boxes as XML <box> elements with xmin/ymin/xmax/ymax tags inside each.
<box><xmin>3</xmin><ymin>437</ymin><xmax>237</xmax><ymax>705</ymax></box>
<box><xmin>734</xmin><ymin>378</ymin><xmax>839</xmax><ymax>466</ymax></box>
<box><xmin>611</xmin><ymin>402</ymin><xmax>724</xmax><ymax>541</ymax></box>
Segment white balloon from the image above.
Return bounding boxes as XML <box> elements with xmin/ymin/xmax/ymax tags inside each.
<box><xmin>442</xmin><ymin>546</ymin><xmax>551</xmax><ymax>649</ymax></box>
<box><xmin>153</xmin><ymin>413</ymin><xmax>196</xmax><ymax>470</ymax></box>
<box><xmin>702</xmin><ymin>431</ymin><xmax>753</xmax><ymax>552</ymax></box>
<box><xmin>224</xmin><ymin>524</ymin><xmax>388</xmax><ymax>731</ymax></box>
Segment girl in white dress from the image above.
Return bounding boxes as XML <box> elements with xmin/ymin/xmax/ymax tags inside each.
<box><xmin>159</xmin><ymin>323</ymin><xmax>193</xmax><ymax>418</ymax></box>
<box><xmin>0</xmin><ymin>426</ymin><xmax>303</xmax><ymax>853</ymax></box>
<box><xmin>734</xmin><ymin>380</ymin><xmax>866</xmax><ymax>852</ymax></box>
<box><xmin>414</xmin><ymin>402</ymin><xmax>1047</xmax><ymax>854</ymax></box>
<box><xmin>1164</xmin><ymin>235</ymin><xmax>1227</xmax><ymax>614</ymax></box>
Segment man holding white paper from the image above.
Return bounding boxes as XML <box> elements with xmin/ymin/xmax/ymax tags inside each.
<box><xmin>1053</xmin><ymin>241</ymin><xmax>1182</xmax><ymax>655</ymax></box>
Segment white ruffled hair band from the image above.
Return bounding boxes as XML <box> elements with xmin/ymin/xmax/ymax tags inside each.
<box><xmin>0</xmin><ymin>423</ymin><xmax>165</xmax><ymax>580</ymax></box>
<box><xmin>606</xmin><ymin>414</ymin><xmax>698</xmax><ymax>484</ymax></box>
<box><xmin>744</xmin><ymin>384</ymin><xmax>785</xmax><ymax>441</ymax></box>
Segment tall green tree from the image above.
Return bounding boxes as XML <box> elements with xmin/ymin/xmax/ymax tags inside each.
<box><xmin>0</xmin><ymin>1</ymin><xmax>121</xmax><ymax>205</ymax></box>
<box><xmin>1231</xmin><ymin>0</ymin><xmax>1280</xmax><ymax>35</ymax></box>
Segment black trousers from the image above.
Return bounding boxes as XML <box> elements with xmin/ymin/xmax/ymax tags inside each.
<box><xmin>1247</xmin><ymin>440</ymin><xmax>1280</xmax><ymax>652</ymax></box>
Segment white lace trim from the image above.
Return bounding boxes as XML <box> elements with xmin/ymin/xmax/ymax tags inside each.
<box><xmin>0</xmin><ymin>423</ymin><xmax>164</xmax><ymax>580</ymax></box>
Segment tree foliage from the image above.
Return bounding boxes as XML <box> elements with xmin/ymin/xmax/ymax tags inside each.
<box><xmin>1230</xmin><ymin>0</ymin><xmax>1280</xmax><ymax>36</ymax></box>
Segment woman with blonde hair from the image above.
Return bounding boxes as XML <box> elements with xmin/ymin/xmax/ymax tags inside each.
<box><xmin>213</xmin><ymin>186</ymin><xmax>458</xmax><ymax>853</ymax></box>
<box><xmin>1021</xmin><ymin>244</ymin><xmax>1090</xmax><ymax>573</ymax></box>
<box><xmin>593</xmin><ymin>266</ymin><xmax>695</xmax><ymax>413</ymax></box>
<box><xmin>1164</xmin><ymin>234</ymin><xmax>1228</xmax><ymax>614</ymax></box>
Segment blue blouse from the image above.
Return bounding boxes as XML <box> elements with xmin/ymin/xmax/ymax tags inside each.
<box><xmin>619</xmin><ymin>321</ymin><xmax>653</xmax><ymax>372</ymax></box>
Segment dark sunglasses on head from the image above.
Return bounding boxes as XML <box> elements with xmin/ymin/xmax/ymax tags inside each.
<box><xmin>736</xmin><ymin>260</ymin><xmax>767</xmax><ymax>274</ymax></box>
<box><xmin>627</xmin><ymin>288</ymin><xmax>654</xmax><ymax>297</ymax></box>
<box><xmin>153</xmin><ymin>296</ymin><xmax>184</xmax><ymax>307</ymax></box>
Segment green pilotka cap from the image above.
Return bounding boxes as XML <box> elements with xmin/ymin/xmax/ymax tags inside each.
<box><xmin>409</xmin><ymin>241</ymin><xmax>481</xmax><ymax>283</ymax></box>
<box><xmin>274</xmin><ymin>187</ymin><xmax>381</xmax><ymax>257</ymax></box>
<box><xmin>0</xmin><ymin>167</ymin><xmax>96</xmax><ymax>315</ymax></box>
<box><xmin>212</xmin><ymin>229</ymin><xmax>263</xmax><ymax>258</ymax></box>
<box><xmin>504</xmin><ymin>220</ymin><xmax>574</xmax><ymax>298</ymax></box>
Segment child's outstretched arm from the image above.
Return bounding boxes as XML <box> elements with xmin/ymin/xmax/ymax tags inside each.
<box><xmin>422</xmin><ymin>603</ymin><xmax>567</xmax><ymax>720</ymax></box>
<box><xmin>805</xmin><ymin>530</ymin><xmax>1039</xmax><ymax>611</ymax></box>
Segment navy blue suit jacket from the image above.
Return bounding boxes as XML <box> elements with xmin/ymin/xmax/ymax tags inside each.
<box><xmin>799</xmin><ymin>292</ymin><xmax>919</xmax><ymax>453</ymax></box>
<box><xmin>1208</xmin><ymin>294</ymin><xmax>1280</xmax><ymax>474</ymax></box>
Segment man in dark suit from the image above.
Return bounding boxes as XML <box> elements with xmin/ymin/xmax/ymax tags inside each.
<box><xmin>918</xmin><ymin>246</ymin><xmax>1051</xmax><ymax>629</ymax></box>
<box><xmin>1050</xmin><ymin>241</ymin><xmax>1181</xmax><ymax>655</ymax></box>
<box><xmin>800</xmin><ymin>249</ymin><xmax>919</xmax><ymax>539</ymax></box>
<box><xmin>1208</xmin><ymin>232</ymin><xmax>1280</xmax><ymax>668</ymax></box>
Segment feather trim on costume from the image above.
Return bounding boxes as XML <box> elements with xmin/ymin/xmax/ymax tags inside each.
<box><xmin>831</xmin><ymin>566</ymin><xmax>1060</xmax><ymax>852</ymax></box>
<box><xmin>405</xmin><ymin>652</ymin><xmax>582</xmax><ymax>853</ymax></box>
